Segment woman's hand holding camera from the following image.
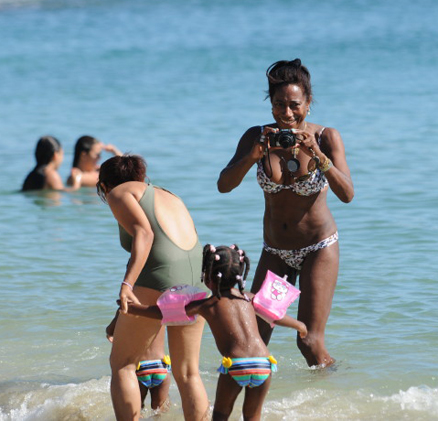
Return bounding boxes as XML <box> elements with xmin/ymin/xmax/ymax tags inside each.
<box><xmin>251</xmin><ymin>126</ymin><xmax>278</xmax><ymax>160</ymax></box>
<box><xmin>293</xmin><ymin>128</ymin><xmax>322</xmax><ymax>159</ymax></box>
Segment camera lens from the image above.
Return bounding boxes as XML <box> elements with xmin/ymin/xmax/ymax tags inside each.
<box><xmin>278</xmin><ymin>132</ymin><xmax>296</xmax><ymax>148</ymax></box>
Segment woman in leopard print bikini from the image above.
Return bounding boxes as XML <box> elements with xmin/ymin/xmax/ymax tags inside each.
<box><xmin>217</xmin><ymin>59</ymin><xmax>354</xmax><ymax>368</ymax></box>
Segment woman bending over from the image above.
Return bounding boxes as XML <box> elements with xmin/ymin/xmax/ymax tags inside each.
<box><xmin>97</xmin><ymin>154</ymin><xmax>209</xmax><ymax>420</ymax></box>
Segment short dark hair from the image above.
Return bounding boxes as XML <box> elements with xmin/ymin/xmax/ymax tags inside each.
<box><xmin>266</xmin><ymin>58</ymin><xmax>313</xmax><ymax>103</ymax></box>
<box><xmin>97</xmin><ymin>154</ymin><xmax>147</xmax><ymax>202</ymax></box>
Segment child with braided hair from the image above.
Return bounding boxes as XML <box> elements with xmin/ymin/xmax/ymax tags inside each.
<box><xmin>126</xmin><ymin>244</ymin><xmax>307</xmax><ymax>420</ymax></box>
<box><xmin>201</xmin><ymin>243</ymin><xmax>250</xmax><ymax>299</ymax></box>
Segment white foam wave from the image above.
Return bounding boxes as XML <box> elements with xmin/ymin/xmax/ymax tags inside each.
<box><xmin>379</xmin><ymin>386</ymin><xmax>438</xmax><ymax>415</ymax></box>
<box><xmin>0</xmin><ymin>377</ymin><xmax>113</xmax><ymax>421</ymax></box>
<box><xmin>262</xmin><ymin>386</ymin><xmax>438</xmax><ymax>420</ymax></box>
<box><xmin>1</xmin><ymin>381</ymin><xmax>437</xmax><ymax>420</ymax></box>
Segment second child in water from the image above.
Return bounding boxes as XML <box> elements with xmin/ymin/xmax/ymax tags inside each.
<box><xmin>126</xmin><ymin>244</ymin><xmax>307</xmax><ymax>420</ymax></box>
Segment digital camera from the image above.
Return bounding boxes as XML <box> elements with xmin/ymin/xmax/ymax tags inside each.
<box><xmin>267</xmin><ymin>130</ymin><xmax>297</xmax><ymax>148</ymax></box>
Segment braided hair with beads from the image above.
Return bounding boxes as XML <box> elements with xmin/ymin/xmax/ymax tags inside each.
<box><xmin>201</xmin><ymin>244</ymin><xmax>250</xmax><ymax>299</ymax></box>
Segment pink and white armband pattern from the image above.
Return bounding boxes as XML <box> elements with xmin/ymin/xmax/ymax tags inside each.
<box><xmin>157</xmin><ymin>285</ymin><xmax>208</xmax><ymax>326</ymax></box>
<box><xmin>252</xmin><ymin>270</ymin><xmax>300</xmax><ymax>327</ymax></box>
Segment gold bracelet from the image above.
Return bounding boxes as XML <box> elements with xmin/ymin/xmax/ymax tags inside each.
<box><xmin>318</xmin><ymin>156</ymin><xmax>333</xmax><ymax>173</ymax></box>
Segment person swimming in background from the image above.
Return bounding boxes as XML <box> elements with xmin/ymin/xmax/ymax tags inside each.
<box><xmin>22</xmin><ymin>135</ymin><xmax>81</xmax><ymax>192</ymax></box>
<box><xmin>67</xmin><ymin>135</ymin><xmax>122</xmax><ymax>187</ymax></box>
<box><xmin>126</xmin><ymin>244</ymin><xmax>307</xmax><ymax>421</ymax></box>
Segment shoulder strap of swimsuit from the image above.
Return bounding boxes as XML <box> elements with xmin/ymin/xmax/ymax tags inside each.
<box><xmin>317</xmin><ymin>127</ymin><xmax>326</xmax><ymax>145</ymax></box>
<box><xmin>139</xmin><ymin>183</ymin><xmax>159</xmax><ymax>228</ymax></box>
<box><xmin>152</xmin><ymin>184</ymin><xmax>180</xmax><ymax>199</ymax></box>
<box><xmin>139</xmin><ymin>184</ymin><xmax>186</xmax><ymax>243</ymax></box>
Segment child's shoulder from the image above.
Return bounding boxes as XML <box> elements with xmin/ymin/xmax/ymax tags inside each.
<box><xmin>243</xmin><ymin>291</ymin><xmax>255</xmax><ymax>301</ymax></box>
<box><xmin>186</xmin><ymin>296</ymin><xmax>216</xmax><ymax>315</ymax></box>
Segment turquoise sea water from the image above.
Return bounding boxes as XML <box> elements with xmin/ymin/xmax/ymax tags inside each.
<box><xmin>1</xmin><ymin>0</ymin><xmax>438</xmax><ymax>419</ymax></box>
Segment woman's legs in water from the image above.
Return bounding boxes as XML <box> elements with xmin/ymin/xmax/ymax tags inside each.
<box><xmin>296</xmin><ymin>242</ymin><xmax>339</xmax><ymax>367</ymax></box>
<box><xmin>167</xmin><ymin>318</ymin><xmax>209</xmax><ymax>421</ymax></box>
<box><xmin>109</xmin><ymin>287</ymin><xmax>162</xmax><ymax>421</ymax></box>
<box><xmin>106</xmin><ymin>302</ymin><xmax>170</xmax><ymax>411</ymax></box>
<box><xmin>251</xmin><ymin>245</ymin><xmax>338</xmax><ymax>367</ymax></box>
<box><xmin>250</xmin><ymin>249</ymin><xmax>297</xmax><ymax>345</ymax></box>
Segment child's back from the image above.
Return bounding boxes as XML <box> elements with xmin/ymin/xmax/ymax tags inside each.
<box><xmin>191</xmin><ymin>244</ymin><xmax>281</xmax><ymax>420</ymax></box>
<box><xmin>127</xmin><ymin>244</ymin><xmax>306</xmax><ymax>421</ymax></box>
<box><xmin>189</xmin><ymin>287</ymin><xmax>268</xmax><ymax>358</ymax></box>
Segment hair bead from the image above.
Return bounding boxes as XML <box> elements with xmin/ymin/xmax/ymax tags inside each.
<box><xmin>201</xmin><ymin>244</ymin><xmax>250</xmax><ymax>299</ymax></box>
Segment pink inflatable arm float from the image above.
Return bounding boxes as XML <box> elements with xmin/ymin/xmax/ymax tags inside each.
<box><xmin>252</xmin><ymin>270</ymin><xmax>301</xmax><ymax>327</ymax></box>
<box><xmin>157</xmin><ymin>285</ymin><xmax>208</xmax><ymax>326</ymax></box>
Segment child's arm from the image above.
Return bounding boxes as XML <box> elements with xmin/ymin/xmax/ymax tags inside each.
<box><xmin>126</xmin><ymin>298</ymin><xmax>209</xmax><ymax>320</ymax></box>
<box><xmin>274</xmin><ymin>314</ymin><xmax>307</xmax><ymax>338</ymax></box>
<box><xmin>185</xmin><ymin>298</ymin><xmax>210</xmax><ymax>317</ymax></box>
<box><xmin>105</xmin><ymin>309</ymin><xmax>120</xmax><ymax>343</ymax></box>
<box><xmin>241</xmin><ymin>291</ymin><xmax>306</xmax><ymax>336</ymax></box>
<box><xmin>126</xmin><ymin>302</ymin><xmax>163</xmax><ymax>319</ymax></box>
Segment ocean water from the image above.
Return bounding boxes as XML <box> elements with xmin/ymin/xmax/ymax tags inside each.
<box><xmin>1</xmin><ymin>0</ymin><xmax>438</xmax><ymax>419</ymax></box>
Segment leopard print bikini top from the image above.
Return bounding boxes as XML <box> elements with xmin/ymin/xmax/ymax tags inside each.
<box><xmin>256</xmin><ymin>128</ymin><xmax>328</xmax><ymax>196</ymax></box>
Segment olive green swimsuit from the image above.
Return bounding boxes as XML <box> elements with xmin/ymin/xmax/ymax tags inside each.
<box><xmin>119</xmin><ymin>184</ymin><xmax>206</xmax><ymax>292</ymax></box>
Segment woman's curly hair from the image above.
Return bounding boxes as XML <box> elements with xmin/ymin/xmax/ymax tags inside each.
<box><xmin>97</xmin><ymin>154</ymin><xmax>147</xmax><ymax>202</ymax></box>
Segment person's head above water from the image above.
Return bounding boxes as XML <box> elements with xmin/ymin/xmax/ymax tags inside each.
<box><xmin>201</xmin><ymin>244</ymin><xmax>250</xmax><ymax>298</ymax></box>
<box><xmin>22</xmin><ymin>135</ymin><xmax>64</xmax><ymax>191</ymax></box>
<box><xmin>97</xmin><ymin>154</ymin><xmax>147</xmax><ymax>202</ymax></box>
<box><xmin>72</xmin><ymin>135</ymin><xmax>101</xmax><ymax>169</ymax></box>
<box><xmin>34</xmin><ymin>135</ymin><xmax>62</xmax><ymax>167</ymax></box>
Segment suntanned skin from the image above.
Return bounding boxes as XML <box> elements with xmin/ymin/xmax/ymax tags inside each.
<box><xmin>103</xmin><ymin>180</ymin><xmax>209</xmax><ymax>421</ymax></box>
<box><xmin>106</xmin><ymin>311</ymin><xmax>170</xmax><ymax>412</ymax></box>
<box><xmin>67</xmin><ymin>142</ymin><xmax>122</xmax><ymax>187</ymax></box>
<box><xmin>126</xmin><ymin>283</ymin><xmax>307</xmax><ymax>421</ymax></box>
<box><xmin>41</xmin><ymin>149</ymin><xmax>81</xmax><ymax>191</ymax></box>
<box><xmin>217</xmin><ymin>83</ymin><xmax>354</xmax><ymax>367</ymax></box>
